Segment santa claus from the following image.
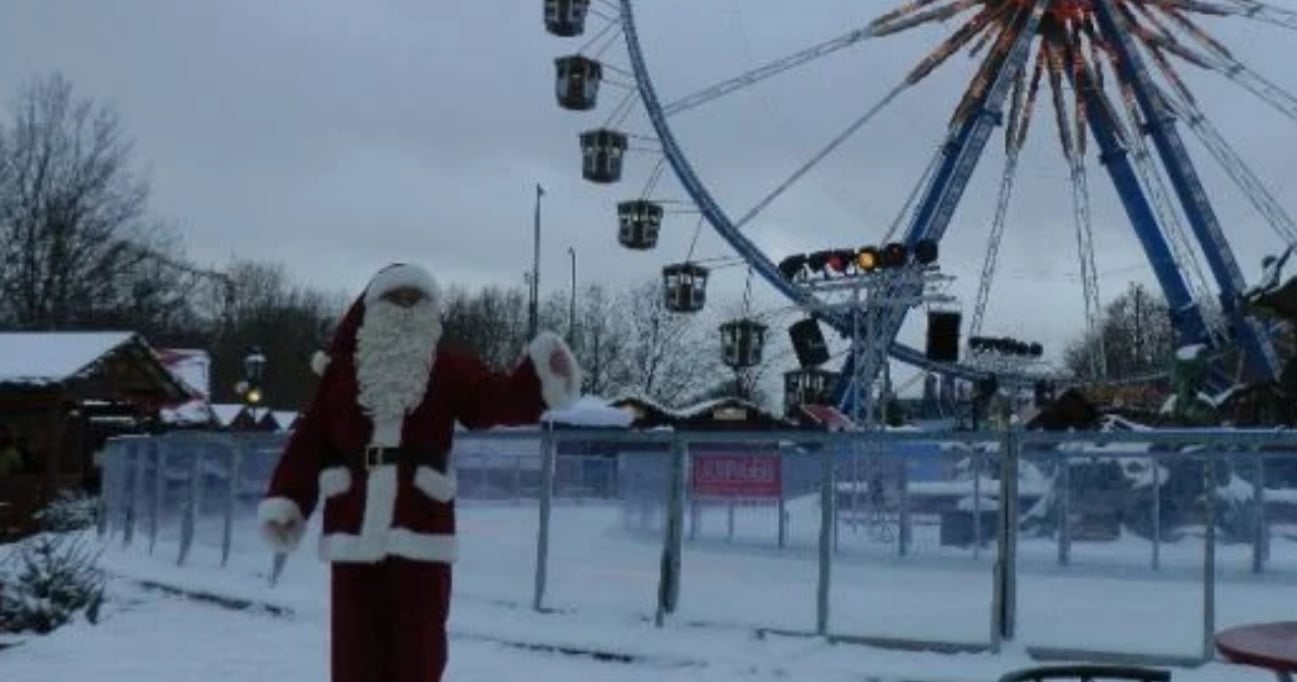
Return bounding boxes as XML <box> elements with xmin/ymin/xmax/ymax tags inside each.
<box><xmin>257</xmin><ymin>262</ymin><xmax>581</xmax><ymax>682</ymax></box>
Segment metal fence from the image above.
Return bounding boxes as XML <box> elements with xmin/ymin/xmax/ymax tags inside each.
<box><xmin>96</xmin><ymin>427</ymin><xmax>1297</xmax><ymax>664</ymax></box>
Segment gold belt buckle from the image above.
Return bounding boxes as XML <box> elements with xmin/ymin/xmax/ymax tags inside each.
<box><xmin>364</xmin><ymin>446</ymin><xmax>384</xmax><ymax>470</ymax></box>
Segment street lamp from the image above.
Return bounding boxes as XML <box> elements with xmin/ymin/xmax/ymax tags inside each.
<box><xmin>567</xmin><ymin>246</ymin><xmax>577</xmax><ymax>342</ymax></box>
<box><xmin>241</xmin><ymin>346</ymin><xmax>267</xmax><ymax>407</ymax></box>
<box><xmin>529</xmin><ymin>184</ymin><xmax>544</xmax><ymax>339</ymax></box>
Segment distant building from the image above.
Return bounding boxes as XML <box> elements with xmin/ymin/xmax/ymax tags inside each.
<box><xmin>156</xmin><ymin>348</ymin><xmax>218</xmax><ymax>429</ymax></box>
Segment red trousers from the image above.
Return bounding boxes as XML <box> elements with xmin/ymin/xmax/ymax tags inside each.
<box><xmin>331</xmin><ymin>558</ymin><xmax>452</xmax><ymax>682</ymax></box>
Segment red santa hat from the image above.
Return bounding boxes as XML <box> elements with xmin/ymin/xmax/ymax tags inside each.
<box><xmin>311</xmin><ymin>263</ymin><xmax>440</xmax><ymax>376</ymax></box>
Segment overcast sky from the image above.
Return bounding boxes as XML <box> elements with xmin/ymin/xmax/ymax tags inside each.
<box><xmin>2</xmin><ymin>1</ymin><xmax>1295</xmax><ymax>377</ymax></box>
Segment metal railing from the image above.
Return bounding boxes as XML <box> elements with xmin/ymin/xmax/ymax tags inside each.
<box><xmin>95</xmin><ymin>426</ymin><xmax>1297</xmax><ymax>664</ymax></box>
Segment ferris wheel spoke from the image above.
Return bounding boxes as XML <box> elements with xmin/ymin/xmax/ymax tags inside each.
<box><xmin>732</xmin><ymin>82</ymin><xmax>911</xmax><ymax>231</ymax></box>
<box><xmin>1070</xmin><ymin>156</ymin><xmax>1107</xmax><ymax>378</ymax></box>
<box><xmin>1151</xmin><ymin>7</ymin><xmax>1297</xmax><ymax>125</ymax></box>
<box><xmin>872</xmin><ymin>0</ymin><xmax>981</xmax><ymax>36</ymax></box>
<box><xmin>577</xmin><ymin>16</ymin><xmax>622</xmax><ymax>56</ymax></box>
<box><xmin>1130</xmin><ymin>15</ymin><xmax>1297</xmax><ymax>247</ymax></box>
<box><xmin>662</xmin><ymin>26</ymin><xmax>881</xmax><ymax>117</ymax></box>
<box><xmin>970</xmin><ymin>58</ymin><xmax>1041</xmax><ymax>339</ymax></box>
<box><xmin>881</xmin><ymin>146</ymin><xmax>943</xmax><ymax>245</ymax></box>
<box><xmin>969</xmin><ymin>149</ymin><xmax>1023</xmax><ymax>339</ymax></box>
<box><xmin>1218</xmin><ymin>0</ymin><xmax>1297</xmax><ymax>32</ymax></box>
<box><xmin>1046</xmin><ymin>40</ymin><xmax>1106</xmax><ymax>376</ymax></box>
<box><xmin>1167</xmin><ymin>93</ymin><xmax>1297</xmax><ymax>246</ymax></box>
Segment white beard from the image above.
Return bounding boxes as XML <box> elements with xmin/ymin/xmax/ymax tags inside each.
<box><xmin>355</xmin><ymin>300</ymin><xmax>442</xmax><ymax>423</ymax></box>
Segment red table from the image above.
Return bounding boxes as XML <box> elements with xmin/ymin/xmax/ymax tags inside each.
<box><xmin>1217</xmin><ymin>622</ymin><xmax>1297</xmax><ymax>682</ymax></box>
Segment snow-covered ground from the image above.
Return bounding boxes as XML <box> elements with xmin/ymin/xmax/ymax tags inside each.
<box><xmin>3</xmin><ymin>502</ymin><xmax>1293</xmax><ymax>681</ymax></box>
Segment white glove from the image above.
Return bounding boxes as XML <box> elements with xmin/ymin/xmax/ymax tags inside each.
<box><xmin>257</xmin><ymin>498</ymin><xmax>306</xmax><ymax>553</ymax></box>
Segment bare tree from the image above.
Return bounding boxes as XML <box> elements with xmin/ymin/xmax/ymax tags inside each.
<box><xmin>207</xmin><ymin>260</ymin><xmax>345</xmax><ymax>408</ymax></box>
<box><xmin>1065</xmin><ymin>282</ymin><xmax>1176</xmax><ymax>379</ymax></box>
<box><xmin>441</xmin><ymin>285</ymin><xmax>531</xmax><ymax>370</ymax></box>
<box><xmin>555</xmin><ymin>283</ymin><xmax>634</xmax><ymax>398</ymax></box>
<box><xmin>617</xmin><ymin>279</ymin><xmax>722</xmax><ymax>407</ymax></box>
<box><xmin>0</xmin><ymin>73</ymin><xmax>156</xmax><ymax>328</ymax></box>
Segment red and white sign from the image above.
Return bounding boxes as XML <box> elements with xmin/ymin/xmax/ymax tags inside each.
<box><xmin>691</xmin><ymin>453</ymin><xmax>781</xmax><ymax>500</ymax></box>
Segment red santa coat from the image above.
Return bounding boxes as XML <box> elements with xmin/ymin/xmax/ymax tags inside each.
<box><xmin>259</xmin><ymin>293</ymin><xmax>579</xmax><ymax>564</ymax></box>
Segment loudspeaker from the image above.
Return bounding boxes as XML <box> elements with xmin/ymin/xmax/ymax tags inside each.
<box><xmin>788</xmin><ymin>318</ymin><xmax>830</xmax><ymax>368</ymax></box>
<box><xmin>926</xmin><ymin>311</ymin><xmax>961</xmax><ymax>362</ymax></box>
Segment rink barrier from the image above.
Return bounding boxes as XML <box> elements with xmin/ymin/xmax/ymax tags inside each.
<box><xmin>96</xmin><ymin>427</ymin><xmax>1297</xmax><ymax>665</ymax></box>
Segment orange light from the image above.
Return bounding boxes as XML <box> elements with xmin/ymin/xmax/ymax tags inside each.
<box><xmin>856</xmin><ymin>247</ymin><xmax>880</xmax><ymax>272</ymax></box>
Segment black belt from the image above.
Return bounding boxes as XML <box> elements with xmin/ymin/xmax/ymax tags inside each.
<box><xmin>362</xmin><ymin>446</ymin><xmax>404</xmax><ymax>469</ymax></box>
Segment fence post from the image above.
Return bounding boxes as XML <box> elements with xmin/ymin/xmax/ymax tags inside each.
<box><xmin>513</xmin><ymin>453</ymin><xmax>523</xmax><ymax>505</ymax></box>
<box><xmin>1253</xmin><ymin>452</ymin><xmax>1267</xmax><ymax>574</ymax></box>
<box><xmin>533</xmin><ymin>423</ymin><xmax>557</xmax><ymax>612</ymax></box>
<box><xmin>150</xmin><ymin>439</ymin><xmax>165</xmax><ymax>554</ymax></box>
<box><xmin>606</xmin><ymin>455</ymin><xmax>618</xmax><ymax>501</ymax></box>
<box><xmin>898</xmin><ymin>450</ymin><xmax>911</xmax><ymax>558</ymax></box>
<box><xmin>178</xmin><ymin>439</ymin><xmax>201</xmax><ymax>566</ymax></box>
<box><xmin>123</xmin><ymin>439</ymin><xmax>141</xmax><ymax>548</ymax></box>
<box><xmin>1057</xmin><ymin>451</ymin><xmax>1071</xmax><ymax>567</ymax></box>
<box><xmin>222</xmin><ymin>437</ymin><xmax>243</xmax><ymax>568</ymax></box>
<box><xmin>777</xmin><ymin>451</ymin><xmax>787</xmax><ymax>550</ymax></box>
<box><xmin>655</xmin><ymin>434</ymin><xmax>687</xmax><ymax>627</ymax></box>
<box><xmin>1152</xmin><ymin>456</ymin><xmax>1162</xmax><ymax>572</ymax></box>
<box><xmin>973</xmin><ymin>447</ymin><xmax>983</xmax><ymax>560</ymax></box>
<box><xmin>816</xmin><ymin>439</ymin><xmax>835</xmax><ymax>636</ymax></box>
<box><xmin>1202</xmin><ymin>452</ymin><xmax>1218</xmax><ymax>663</ymax></box>
<box><xmin>850</xmin><ymin>453</ymin><xmax>860</xmax><ymax>534</ymax></box>
<box><xmin>96</xmin><ymin>442</ymin><xmax>113</xmax><ymax>539</ymax></box>
<box><xmin>991</xmin><ymin>429</ymin><xmax>1020</xmax><ymax>651</ymax></box>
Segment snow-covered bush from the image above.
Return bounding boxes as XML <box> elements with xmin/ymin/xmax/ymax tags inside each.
<box><xmin>32</xmin><ymin>490</ymin><xmax>98</xmax><ymax>532</ymax></box>
<box><xmin>0</xmin><ymin>495</ymin><xmax>106</xmax><ymax>634</ymax></box>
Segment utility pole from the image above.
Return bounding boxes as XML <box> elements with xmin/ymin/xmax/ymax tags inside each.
<box><xmin>567</xmin><ymin>246</ymin><xmax>577</xmax><ymax>343</ymax></box>
<box><xmin>529</xmin><ymin>184</ymin><xmax>544</xmax><ymax>339</ymax></box>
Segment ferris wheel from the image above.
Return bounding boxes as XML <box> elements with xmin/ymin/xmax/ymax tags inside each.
<box><xmin>540</xmin><ymin>0</ymin><xmax>1297</xmax><ymax>408</ymax></box>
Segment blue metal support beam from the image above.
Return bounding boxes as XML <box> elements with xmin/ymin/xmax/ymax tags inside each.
<box><xmin>1093</xmin><ymin>0</ymin><xmax>1279</xmax><ymax>382</ymax></box>
<box><xmin>1077</xmin><ymin>68</ymin><xmax>1211</xmax><ymax>347</ymax></box>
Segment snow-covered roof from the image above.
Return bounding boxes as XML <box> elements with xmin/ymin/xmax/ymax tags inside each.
<box><xmin>0</xmin><ymin>332</ymin><xmax>137</xmax><ymax>385</ymax></box>
<box><xmin>160</xmin><ymin>400</ymin><xmax>217</xmax><ymax>426</ymax></box>
<box><xmin>156</xmin><ymin>348</ymin><xmax>211</xmax><ymax>399</ymax></box>
<box><xmin>272</xmin><ymin>411</ymin><xmax>299</xmax><ymax>431</ymax></box>
<box><xmin>1175</xmin><ymin>343</ymin><xmax>1207</xmax><ymax>361</ymax></box>
<box><xmin>543</xmin><ymin>396</ymin><xmax>633</xmax><ymax>428</ymax></box>
<box><xmin>211</xmin><ymin>404</ymin><xmax>246</xmax><ymax>427</ymax></box>
<box><xmin>612</xmin><ymin>395</ymin><xmax>773</xmax><ymax>421</ymax></box>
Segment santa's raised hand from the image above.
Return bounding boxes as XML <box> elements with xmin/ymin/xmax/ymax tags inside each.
<box><xmin>548</xmin><ymin>344</ymin><xmax>576</xmax><ymax>393</ymax></box>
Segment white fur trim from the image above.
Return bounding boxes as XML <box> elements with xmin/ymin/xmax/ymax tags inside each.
<box><xmin>359</xmin><ymin>465</ymin><xmax>398</xmax><ymax>545</ymax></box>
<box><xmin>319</xmin><ymin>466</ymin><xmax>352</xmax><ymax>498</ymax></box>
<box><xmin>364</xmin><ymin>263</ymin><xmax>440</xmax><ymax>306</ymax></box>
<box><xmin>318</xmin><ymin>529</ymin><xmax>458</xmax><ymax>564</ymax></box>
<box><xmin>311</xmin><ymin>464</ymin><xmax>459</xmax><ymax>564</ymax></box>
<box><xmin>414</xmin><ymin>465</ymin><xmax>457</xmax><ymax>502</ymax></box>
<box><xmin>310</xmin><ymin>350</ymin><xmax>330</xmax><ymax>376</ymax></box>
<box><xmin>257</xmin><ymin>497</ymin><xmax>305</xmax><ymax>553</ymax></box>
<box><xmin>527</xmin><ymin>331</ymin><xmax>582</xmax><ymax>410</ymax></box>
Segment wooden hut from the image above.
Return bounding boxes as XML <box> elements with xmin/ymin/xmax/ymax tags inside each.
<box><xmin>0</xmin><ymin>332</ymin><xmax>188</xmax><ymax>538</ymax></box>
